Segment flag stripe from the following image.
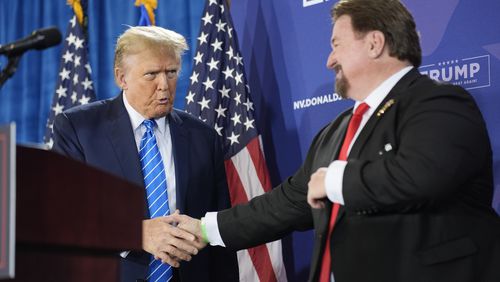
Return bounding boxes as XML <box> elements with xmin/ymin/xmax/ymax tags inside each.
<box><xmin>247</xmin><ymin>136</ymin><xmax>273</xmax><ymax>192</ymax></box>
<box><xmin>237</xmin><ymin>251</ymin><xmax>260</xmax><ymax>282</ymax></box>
<box><xmin>266</xmin><ymin>240</ymin><xmax>288</xmax><ymax>282</ymax></box>
<box><xmin>224</xmin><ymin>160</ymin><xmax>252</xmax><ymax>206</ymax></box>
<box><xmin>224</xmin><ymin>159</ymin><xmax>278</xmax><ymax>282</ymax></box>
<box><xmin>231</xmin><ymin>145</ymin><xmax>266</xmax><ymax>200</ymax></box>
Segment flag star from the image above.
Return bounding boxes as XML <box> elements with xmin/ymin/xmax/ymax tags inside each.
<box><xmin>70</xmin><ymin>16</ymin><xmax>76</xmax><ymax>27</ymax></box>
<box><xmin>209</xmin><ymin>0</ymin><xmax>217</xmax><ymax>6</ymax></box>
<box><xmin>73</xmin><ymin>73</ymin><xmax>79</xmax><ymax>85</ymax></box>
<box><xmin>71</xmin><ymin>91</ymin><xmax>78</xmax><ymax>103</ymax></box>
<box><xmin>85</xmin><ymin>63</ymin><xmax>92</xmax><ymax>74</ymax></box>
<box><xmin>211</xmin><ymin>38</ymin><xmax>223</xmax><ymax>52</ymax></box>
<box><xmin>190</xmin><ymin>71</ymin><xmax>199</xmax><ymax>84</ymax></box>
<box><xmin>59</xmin><ymin>68</ymin><xmax>71</xmax><ymax>81</ymax></box>
<box><xmin>227</xmin><ymin>26</ymin><xmax>233</xmax><ymax>38</ymax></box>
<box><xmin>227</xmin><ymin>132</ymin><xmax>240</xmax><ymax>145</ymax></box>
<box><xmin>214</xmin><ymin>124</ymin><xmax>223</xmax><ymax>136</ymax></box>
<box><xmin>219</xmin><ymin>4</ymin><xmax>225</xmax><ymax>14</ymax></box>
<box><xmin>198</xmin><ymin>32</ymin><xmax>209</xmax><ymax>46</ymax></box>
<box><xmin>215</xmin><ymin>104</ymin><xmax>227</xmax><ymax>118</ymax></box>
<box><xmin>225</xmin><ymin>46</ymin><xmax>234</xmax><ymax>60</ymax></box>
<box><xmin>234</xmin><ymin>92</ymin><xmax>242</xmax><ymax>105</ymax></box>
<box><xmin>193</xmin><ymin>51</ymin><xmax>203</xmax><ymax>65</ymax></box>
<box><xmin>74</xmin><ymin>55</ymin><xmax>81</xmax><ymax>67</ymax></box>
<box><xmin>206</xmin><ymin>58</ymin><xmax>219</xmax><ymax>71</ymax></box>
<box><xmin>201</xmin><ymin>12</ymin><xmax>213</xmax><ymax>26</ymax></box>
<box><xmin>74</xmin><ymin>37</ymin><xmax>84</xmax><ymax>50</ymax></box>
<box><xmin>197</xmin><ymin>96</ymin><xmax>211</xmax><ymax>111</ymax></box>
<box><xmin>234</xmin><ymin>53</ymin><xmax>243</xmax><ymax>65</ymax></box>
<box><xmin>52</xmin><ymin>103</ymin><xmax>64</xmax><ymax>115</ymax></box>
<box><xmin>234</xmin><ymin>72</ymin><xmax>243</xmax><ymax>85</ymax></box>
<box><xmin>244</xmin><ymin>117</ymin><xmax>255</xmax><ymax>130</ymax></box>
<box><xmin>186</xmin><ymin>91</ymin><xmax>196</xmax><ymax>104</ymax></box>
<box><xmin>243</xmin><ymin>98</ymin><xmax>254</xmax><ymax>111</ymax></box>
<box><xmin>82</xmin><ymin>77</ymin><xmax>93</xmax><ymax>90</ymax></box>
<box><xmin>202</xmin><ymin>77</ymin><xmax>215</xmax><ymax>91</ymax></box>
<box><xmin>66</xmin><ymin>33</ymin><xmax>76</xmax><ymax>46</ymax></box>
<box><xmin>219</xmin><ymin>85</ymin><xmax>231</xmax><ymax>98</ymax></box>
<box><xmin>215</xmin><ymin>19</ymin><xmax>227</xmax><ymax>33</ymax></box>
<box><xmin>62</xmin><ymin>51</ymin><xmax>73</xmax><ymax>64</ymax></box>
<box><xmin>222</xmin><ymin>66</ymin><xmax>234</xmax><ymax>80</ymax></box>
<box><xmin>46</xmin><ymin>138</ymin><xmax>54</xmax><ymax>149</ymax></box>
<box><xmin>56</xmin><ymin>85</ymin><xmax>67</xmax><ymax>98</ymax></box>
<box><xmin>79</xmin><ymin>95</ymin><xmax>91</xmax><ymax>105</ymax></box>
<box><xmin>231</xmin><ymin>112</ymin><xmax>241</xmax><ymax>126</ymax></box>
<box><xmin>246</xmin><ymin>84</ymin><xmax>251</xmax><ymax>92</ymax></box>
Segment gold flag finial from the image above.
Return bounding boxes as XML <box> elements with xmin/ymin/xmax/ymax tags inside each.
<box><xmin>135</xmin><ymin>0</ymin><xmax>158</xmax><ymax>26</ymax></box>
<box><xmin>67</xmin><ymin>0</ymin><xmax>84</xmax><ymax>26</ymax></box>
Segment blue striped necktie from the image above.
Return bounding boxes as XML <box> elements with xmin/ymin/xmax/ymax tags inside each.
<box><xmin>139</xmin><ymin>119</ymin><xmax>173</xmax><ymax>282</ymax></box>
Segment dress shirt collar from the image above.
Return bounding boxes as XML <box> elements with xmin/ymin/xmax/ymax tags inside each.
<box><xmin>122</xmin><ymin>92</ymin><xmax>167</xmax><ymax>135</ymax></box>
<box><xmin>353</xmin><ymin>66</ymin><xmax>413</xmax><ymax>114</ymax></box>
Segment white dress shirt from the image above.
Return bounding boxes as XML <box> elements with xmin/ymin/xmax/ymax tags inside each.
<box><xmin>202</xmin><ymin>66</ymin><xmax>414</xmax><ymax>248</ymax></box>
<box><xmin>123</xmin><ymin>93</ymin><xmax>177</xmax><ymax>213</ymax></box>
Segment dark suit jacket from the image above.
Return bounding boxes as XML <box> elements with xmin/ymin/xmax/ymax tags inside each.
<box><xmin>217</xmin><ymin>69</ymin><xmax>500</xmax><ymax>282</ymax></box>
<box><xmin>52</xmin><ymin>94</ymin><xmax>239</xmax><ymax>282</ymax></box>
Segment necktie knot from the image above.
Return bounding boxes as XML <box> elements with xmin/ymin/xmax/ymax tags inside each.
<box><xmin>354</xmin><ymin>102</ymin><xmax>370</xmax><ymax>117</ymax></box>
<box><xmin>143</xmin><ymin>119</ymin><xmax>156</xmax><ymax>132</ymax></box>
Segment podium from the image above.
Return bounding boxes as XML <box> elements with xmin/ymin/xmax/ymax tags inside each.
<box><xmin>12</xmin><ymin>145</ymin><xmax>145</xmax><ymax>281</ymax></box>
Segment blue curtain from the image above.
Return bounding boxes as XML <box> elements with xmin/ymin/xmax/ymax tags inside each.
<box><xmin>0</xmin><ymin>0</ymin><xmax>204</xmax><ymax>144</ymax></box>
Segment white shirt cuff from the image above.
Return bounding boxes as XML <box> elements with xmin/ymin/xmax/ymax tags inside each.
<box><xmin>325</xmin><ymin>160</ymin><xmax>347</xmax><ymax>205</ymax></box>
<box><xmin>202</xmin><ymin>212</ymin><xmax>226</xmax><ymax>247</ymax></box>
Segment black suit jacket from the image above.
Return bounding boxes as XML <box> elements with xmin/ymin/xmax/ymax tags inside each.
<box><xmin>217</xmin><ymin>69</ymin><xmax>500</xmax><ymax>282</ymax></box>
<box><xmin>52</xmin><ymin>94</ymin><xmax>239</xmax><ymax>282</ymax></box>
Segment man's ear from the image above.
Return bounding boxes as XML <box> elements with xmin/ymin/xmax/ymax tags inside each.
<box><xmin>114</xmin><ymin>67</ymin><xmax>127</xmax><ymax>90</ymax></box>
<box><xmin>367</xmin><ymin>30</ymin><xmax>386</xmax><ymax>59</ymax></box>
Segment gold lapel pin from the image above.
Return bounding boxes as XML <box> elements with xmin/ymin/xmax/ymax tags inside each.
<box><xmin>376</xmin><ymin>99</ymin><xmax>395</xmax><ymax>117</ymax></box>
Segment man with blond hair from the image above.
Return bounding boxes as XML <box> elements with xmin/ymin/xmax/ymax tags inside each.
<box><xmin>53</xmin><ymin>26</ymin><xmax>238</xmax><ymax>282</ymax></box>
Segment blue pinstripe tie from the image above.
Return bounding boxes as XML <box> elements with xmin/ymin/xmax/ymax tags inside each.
<box><xmin>139</xmin><ymin>119</ymin><xmax>173</xmax><ymax>282</ymax></box>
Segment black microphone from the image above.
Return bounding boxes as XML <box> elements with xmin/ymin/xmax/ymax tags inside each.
<box><xmin>0</xmin><ymin>27</ymin><xmax>62</xmax><ymax>57</ymax></box>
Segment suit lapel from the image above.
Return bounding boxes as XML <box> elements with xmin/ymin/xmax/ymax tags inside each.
<box><xmin>349</xmin><ymin>69</ymin><xmax>421</xmax><ymax>159</ymax></box>
<box><xmin>168</xmin><ymin>110</ymin><xmax>189</xmax><ymax>213</ymax></box>
<box><xmin>106</xmin><ymin>94</ymin><xmax>144</xmax><ymax>187</ymax></box>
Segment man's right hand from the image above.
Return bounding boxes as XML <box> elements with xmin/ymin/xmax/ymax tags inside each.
<box><xmin>172</xmin><ymin>213</ymin><xmax>207</xmax><ymax>249</ymax></box>
<box><xmin>142</xmin><ymin>211</ymin><xmax>199</xmax><ymax>267</ymax></box>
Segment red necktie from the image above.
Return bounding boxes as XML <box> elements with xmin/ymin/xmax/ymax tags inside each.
<box><xmin>319</xmin><ymin>102</ymin><xmax>370</xmax><ymax>282</ymax></box>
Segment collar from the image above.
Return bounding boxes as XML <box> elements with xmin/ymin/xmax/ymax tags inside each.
<box><xmin>122</xmin><ymin>92</ymin><xmax>167</xmax><ymax>134</ymax></box>
<box><xmin>353</xmin><ymin>66</ymin><xmax>413</xmax><ymax>114</ymax></box>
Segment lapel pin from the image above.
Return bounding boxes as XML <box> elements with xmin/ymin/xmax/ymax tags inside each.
<box><xmin>377</xmin><ymin>99</ymin><xmax>395</xmax><ymax>117</ymax></box>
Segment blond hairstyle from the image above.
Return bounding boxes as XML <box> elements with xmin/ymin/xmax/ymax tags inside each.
<box><xmin>114</xmin><ymin>26</ymin><xmax>188</xmax><ymax>70</ymax></box>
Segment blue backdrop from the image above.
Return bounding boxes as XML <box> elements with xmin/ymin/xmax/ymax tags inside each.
<box><xmin>1</xmin><ymin>0</ymin><xmax>499</xmax><ymax>281</ymax></box>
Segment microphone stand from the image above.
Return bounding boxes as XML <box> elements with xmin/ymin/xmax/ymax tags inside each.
<box><xmin>0</xmin><ymin>55</ymin><xmax>22</xmax><ymax>90</ymax></box>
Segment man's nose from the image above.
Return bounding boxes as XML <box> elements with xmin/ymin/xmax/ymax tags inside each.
<box><xmin>326</xmin><ymin>51</ymin><xmax>336</xmax><ymax>69</ymax></box>
<box><xmin>157</xmin><ymin>72</ymin><xmax>169</xmax><ymax>90</ymax></box>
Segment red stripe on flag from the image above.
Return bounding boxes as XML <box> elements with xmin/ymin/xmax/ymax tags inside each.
<box><xmin>224</xmin><ymin>159</ymin><xmax>278</xmax><ymax>282</ymax></box>
<box><xmin>246</xmin><ymin>137</ymin><xmax>273</xmax><ymax>192</ymax></box>
<box><xmin>224</xmin><ymin>159</ymin><xmax>250</xmax><ymax>206</ymax></box>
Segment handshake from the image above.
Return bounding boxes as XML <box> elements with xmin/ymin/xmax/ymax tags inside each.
<box><xmin>142</xmin><ymin>211</ymin><xmax>206</xmax><ymax>268</ymax></box>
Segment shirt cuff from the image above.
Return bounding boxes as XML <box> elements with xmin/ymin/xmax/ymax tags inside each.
<box><xmin>325</xmin><ymin>160</ymin><xmax>347</xmax><ymax>205</ymax></box>
<box><xmin>201</xmin><ymin>212</ymin><xmax>226</xmax><ymax>247</ymax></box>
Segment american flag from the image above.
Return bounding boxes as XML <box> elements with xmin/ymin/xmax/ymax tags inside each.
<box><xmin>185</xmin><ymin>0</ymin><xmax>287</xmax><ymax>281</ymax></box>
<box><xmin>44</xmin><ymin>0</ymin><xmax>95</xmax><ymax>148</ymax></box>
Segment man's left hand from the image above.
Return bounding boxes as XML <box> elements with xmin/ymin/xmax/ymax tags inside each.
<box><xmin>307</xmin><ymin>167</ymin><xmax>328</xmax><ymax>209</ymax></box>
